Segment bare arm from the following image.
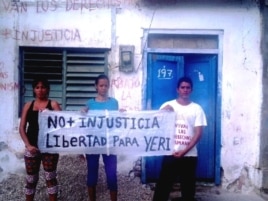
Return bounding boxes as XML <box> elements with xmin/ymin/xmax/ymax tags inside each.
<box><xmin>173</xmin><ymin>126</ymin><xmax>203</xmax><ymax>158</ymax></box>
<box><xmin>19</xmin><ymin>102</ymin><xmax>39</xmax><ymax>153</ymax></box>
<box><xmin>51</xmin><ymin>100</ymin><xmax>62</xmax><ymax>111</ymax></box>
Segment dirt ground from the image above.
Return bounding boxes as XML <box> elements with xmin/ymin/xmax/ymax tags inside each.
<box><xmin>0</xmin><ymin>155</ymin><xmax>153</xmax><ymax>201</ymax></box>
<box><xmin>0</xmin><ymin>155</ymin><xmax>265</xmax><ymax>201</ymax></box>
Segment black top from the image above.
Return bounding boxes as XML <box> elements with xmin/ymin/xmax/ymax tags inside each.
<box><xmin>26</xmin><ymin>100</ymin><xmax>52</xmax><ymax>147</ymax></box>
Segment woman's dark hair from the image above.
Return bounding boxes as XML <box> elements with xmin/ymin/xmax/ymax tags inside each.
<box><xmin>177</xmin><ymin>76</ymin><xmax>193</xmax><ymax>89</ymax></box>
<box><xmin>32</xmin><ymin>77</ymin><xmax>50</xmax><ymax>97</ymax></box>
<box><xmin>95</xmin><ymin>74</ymin><xmax>109</xmax><ymax>85</ymax></box>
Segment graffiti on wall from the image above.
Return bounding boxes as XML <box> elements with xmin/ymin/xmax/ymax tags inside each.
<box><xmin>0</xmin><ymin>0</ymin><xmax>135</xmax><ymax>13</ymax></box>
<box><xmin>0</xmin><ymin>61</ymin><xmax>19</xmax><ymax>91</ymax></box>
<box><xmin>111</xmin><ymin>76</ymin><xmax>141</xmax><ymax>111</ymax></box>
<box><xmin>0</xmin><ymin>28</ymin><xmax>81</xmax><ymax>42</ymax></box>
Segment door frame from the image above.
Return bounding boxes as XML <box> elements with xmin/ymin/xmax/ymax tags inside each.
<box><xmin>141</xmin><ymin>29</ymin><xmax>223</xmax><ymax>185</ymax></box>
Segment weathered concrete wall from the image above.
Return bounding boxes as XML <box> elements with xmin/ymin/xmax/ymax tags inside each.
<box><xmin>0</xmin><ymin>0</ymin><xmax>264</xmax><ymax>192</ymax></box>
<box><xmin>260</xmin><ymin>1</ymin><xmax>268</xmax><ymax>193</ymax></box>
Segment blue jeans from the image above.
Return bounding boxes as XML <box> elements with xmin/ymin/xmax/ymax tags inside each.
<box><xmin>86</xmin><ymin>154</ymin><xmax>117</xmax><ymax>191</ymax></box>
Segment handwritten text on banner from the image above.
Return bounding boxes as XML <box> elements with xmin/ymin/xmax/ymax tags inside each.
<box><xmin>38</xmin><ymin>110</ymin><xmax>175</xmax><ymax>156</ymax></box>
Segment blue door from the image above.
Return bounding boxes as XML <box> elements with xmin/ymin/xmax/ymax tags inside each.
<box><xmin>147</xmin><ymin>54</ymin><xmax>184</xmax><ymax>109</ymax></box>
<box><xmin>142</xmin><ymin>54</ymin><xmax>184</xmax><ymax>183</ymax></box>
<box><xmin>142</xmin><ymin>53</ymin><xmax>218</xmax><ymax>183</ymax></box>
<box><xmin>184</xmin><ymin>55</ymin><xmax>217</xmax><ymax>180</ymax></box>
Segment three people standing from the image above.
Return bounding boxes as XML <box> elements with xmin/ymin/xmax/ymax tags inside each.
<box><xmin>19</xmin><ymin>74</ymin><xmax>206</xmax><ymax>201</ymax></box>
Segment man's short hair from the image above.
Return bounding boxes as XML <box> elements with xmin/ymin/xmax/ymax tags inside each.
<box><xmin>177</xmin><ymin>76</ymin><xmax>193</xmax><ymax>89</ymax></box>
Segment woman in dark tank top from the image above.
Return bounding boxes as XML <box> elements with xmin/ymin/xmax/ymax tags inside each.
<box><xmin>19</xmin><ymin>77</ymin><xmax>61</xmax><ymax>201</ymax></box>
<box><xmin>26</xmin><ymin>100</ymin><xmax>53</xmax><ymax>147</ymax></box>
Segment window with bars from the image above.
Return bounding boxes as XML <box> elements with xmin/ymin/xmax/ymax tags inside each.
<box><xmin>19</xmin><ymin>47</ymin><xmax>109</xmax><ymax>115</ymax></box>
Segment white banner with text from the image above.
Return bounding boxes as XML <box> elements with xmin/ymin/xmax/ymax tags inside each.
<box><xmin>38</xmin><ymin>110</ymin><xmax>175</xmax><ymax>156</ymax></box>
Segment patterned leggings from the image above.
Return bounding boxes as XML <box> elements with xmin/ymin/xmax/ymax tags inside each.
<box><xmin>24</xmin><ymin>150</ymin><xmax>59</xmax><ymax>195</ymax></box>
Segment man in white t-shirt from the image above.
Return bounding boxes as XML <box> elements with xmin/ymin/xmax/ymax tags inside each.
<box><xmin>152</xmin><ymin>76</ymin><xmax>207</xmax><ymax>201</ymax></box>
